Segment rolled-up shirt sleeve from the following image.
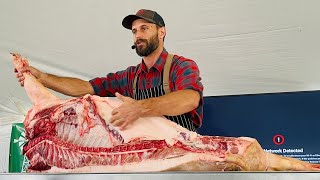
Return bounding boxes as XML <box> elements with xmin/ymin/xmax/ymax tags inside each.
<box><xmin>89</xmin><ymin>67</ymin><xmax>135</xmax><ymax>97</ymax></box>
<box><xmin>170</xmin><ymin>56</ymin><xmax>204</xmax><ymax>127</ymax></box>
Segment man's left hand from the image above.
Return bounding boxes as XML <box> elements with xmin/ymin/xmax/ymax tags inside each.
<box><xmin>110</xmin><ymin>92</ymin><xmax>148</xmax><ymax>130</ymax></box>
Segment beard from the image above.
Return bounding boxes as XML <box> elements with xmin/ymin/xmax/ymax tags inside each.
<box><xmin>135</xmin><ymin>33</ymin><xmax>159</xmax><ymax>57</ymax></box>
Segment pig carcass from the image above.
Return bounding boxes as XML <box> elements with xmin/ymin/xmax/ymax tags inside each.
<box><xmin>11</xmin><ymin>53</ymin><xmax>320</xmax><ymax>172</ymax></box>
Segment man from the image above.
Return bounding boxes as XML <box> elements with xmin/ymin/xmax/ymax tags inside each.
<box><xmin>15</xmin><ymin>9</ymin><xmax>204</xmax><ymax>131</ymax></box>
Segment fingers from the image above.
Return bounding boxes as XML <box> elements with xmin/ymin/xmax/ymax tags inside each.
<box><xmin>16</xmin><ymin>73</ymin><xmax>25</xmax><ymax>81</ymax></box>
<box><xmin>116</xmin><ymin>92</ymin><xmax>135</xmax><ymax>101</ymax></box>
<box><xmin>18</xmin><ymin>74</ymin><xmax>25</xmax><ymax>86</ymax></box>
<box><xmin>14</xmin><ymin>67</ymin><xmax>27</xmax><ymax>84</ymax></box>
<box><xmin>109</xmin><ymin>113</ymin><xmax>126</xmax><ymax>127</ymax></box>
<box><xmin>20</xmin><ymin>66</ymin><xmax>31</xmax><ymax>73</ymax></box>
<box><xmin>15</xmin><ymin>66</ymin><xmax>42</xmax><ymax>81</ymax></box>
<box><xmin>119</xmin><ymin>121</ymin><xmax>130</xmax><ymax>130</ymax></box>
<box><xmin>110</xmin><ymin>109</ymin><xmax>130</xmax><ymax>129</ymax></box>
<box><xmin>110</xmin><ymin>94</ymin><xmax>139</xmax><ymax>130</ymax></box>
<box><xmin>111</xmin><ymin>108</ymin><xmax>118</xmax><ymax>116</ymax></box>
<box><xmin>112</xmin><ymin>118</ymin><xmax>126</xmax><ymax>127</ymax></box>
<box><xmin>110</xmin><ymin>116</ymin><xmax>130</xmax><ymax>130</ymax></box>
<box><xmin>14</xmin><ymin>66</ymin><xmax>30</xmax><ymax>74</ymax></box>
<box><xmin>111</xmin><ymin>104</ymin><xmax>129</xmax><ymax>117</ymax></box>
<box><xmin>109</xmin><ymin>112</ymin><xmax>120</xmax><ymax>123</ymax></box>
<box><xmin>115</xmin><ymin>92</ymin><xmax>125</xmax><ymax>101</ymax></box>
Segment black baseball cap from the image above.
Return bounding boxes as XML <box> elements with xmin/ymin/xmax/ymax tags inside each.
<box><xmin>122</xmin><ymin>9</ymin><xmax>165</xmax><ymax>30</ymax></box>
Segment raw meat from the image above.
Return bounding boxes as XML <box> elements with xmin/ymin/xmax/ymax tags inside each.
<box><xmin>11</xmin><ymin>53</ymin><xmax>320</xmax><ymax>172</ymax></box>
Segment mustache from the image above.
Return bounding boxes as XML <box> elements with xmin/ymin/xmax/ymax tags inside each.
<box><xmin>135</xmin><ymin>39</ymin><xmax>147</xmax><ymax>45</ymax></box>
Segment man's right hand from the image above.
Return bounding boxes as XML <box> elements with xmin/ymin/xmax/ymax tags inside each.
<box><xmin>14</xmin><ymin>66</ymin><xmax>44</xmax><ymax>86</ymax></box>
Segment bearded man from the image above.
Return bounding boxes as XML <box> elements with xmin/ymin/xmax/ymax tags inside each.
<box><xmin>15</xmin><ymin>9</ymin><xmax>204</xmax><ymax>132</ymax></box>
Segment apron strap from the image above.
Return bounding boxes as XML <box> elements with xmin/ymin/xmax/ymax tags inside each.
<box><xmin>132</xmin><ymin>53</ymin><xmax>174</xmax><ymax>97</ymax></box>
<box><xmin>163</xmin><ymin>54</ymin><xmax>174</xmax><ymax>95</ymax></box>
<box><xmin>132</xmin><ymin>70</ymin><xmax>139</xmax><ymax>98</ymax></box>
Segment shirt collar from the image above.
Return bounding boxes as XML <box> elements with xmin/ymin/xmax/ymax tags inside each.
<box><xmin>136</xmin><ymin>48</ymin><xmax>169</xmax><ymax>75</ymax></box>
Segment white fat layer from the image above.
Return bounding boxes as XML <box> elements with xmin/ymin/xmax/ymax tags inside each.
<box><xmin>40</xmin><ymin>153</ymin><xmax>225</xmax><ymax>173</ymax></box>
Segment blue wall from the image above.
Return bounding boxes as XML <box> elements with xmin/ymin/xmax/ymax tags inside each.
<box><xmin>198</xmin><ymin>91</ymin><xmax>320</xmax><ymax>159</ymax></box>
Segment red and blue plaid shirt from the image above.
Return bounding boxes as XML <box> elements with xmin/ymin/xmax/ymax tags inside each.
<box><xmin>89</xmin><ymin>49</ymin><xmax>204</xmax><ymax>127</ymax></box>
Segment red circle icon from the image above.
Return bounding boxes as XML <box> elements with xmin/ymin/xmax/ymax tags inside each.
<box><xmin>273</xmin><ymin>134</ymin><xmax>285</xmax><ymax>145</ymax></box>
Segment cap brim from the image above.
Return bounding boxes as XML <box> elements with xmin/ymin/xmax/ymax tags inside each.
<box><xmin>122</xmin><ymin>15</ymin><xmax>139</xmax><ymax>30</ymax></box>
<box><xmin>122</xmin><ymin>15</ymin><xmax>156</xmax><ymax>30</ymax></box>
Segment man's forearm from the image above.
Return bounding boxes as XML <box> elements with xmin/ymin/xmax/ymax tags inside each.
<box><xmin>39</xmin><ymin>73</ymin><xmax>94</xmax><ymax>97</ymax></box>
<box><xmin>138</xmin><ymin>89</ymin><xmax>200</xmax><ymax>117</ymax></box>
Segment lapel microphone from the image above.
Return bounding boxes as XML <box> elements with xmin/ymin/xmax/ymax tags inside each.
<box><xmin>131</xmin><ymin>45</ymin><xmax>136</xmax><ymax>49</ymax></box>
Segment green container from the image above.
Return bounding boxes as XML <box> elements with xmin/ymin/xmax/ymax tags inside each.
<box><xmin>9</xmin><ymin>123</ymin><xmax>29</xmax><ymax>172</ymax></box>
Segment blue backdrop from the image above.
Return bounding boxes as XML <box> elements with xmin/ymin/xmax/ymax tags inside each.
<box><xmin>197</xmin><ymin>91</ymin><xmax>320</xmax><ymax>161</ymax></box>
